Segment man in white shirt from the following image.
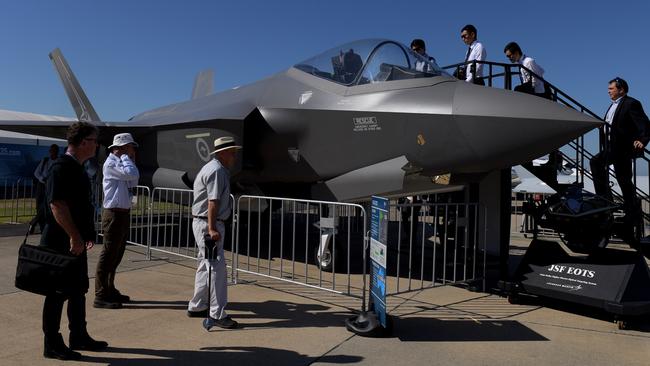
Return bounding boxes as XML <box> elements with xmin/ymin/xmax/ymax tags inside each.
<box><xmin>459</xmin><ymin>24</ymin><xmax>486</xmax><ymax>85</ymax></box>
<box><xmin>30</xmin><ymin>144</ymin><xmax>59</xmax><ymax>233</ymax></box>
<box><xmin>94</xmin><ymin>133</ymin><xmax>139</xmax><ymax>309</ymax></box>
<box><xmin>504</xmin><ymin>42</ymin><xmax>548</xmax><ymax>97</ymax></box>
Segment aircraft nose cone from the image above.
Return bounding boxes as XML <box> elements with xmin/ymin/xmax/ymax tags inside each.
<box><xmin>449</xmin><ymin>83</ymin><xmax>602</xmax><ymax>172</ymax></box>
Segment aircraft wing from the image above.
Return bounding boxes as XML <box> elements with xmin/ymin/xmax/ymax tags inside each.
<box><xmin>0</xmin><ymin>108</ymin><xmax>81</xmax><ymax>140</ymax></box>
<box><xmin>0</xmin><ymin>120</ymin><xmax>84</xmax><ymax>140</ymax></box>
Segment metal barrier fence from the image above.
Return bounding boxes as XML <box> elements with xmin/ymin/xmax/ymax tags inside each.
<box><xmin>147</xmin><ymin>187</ymin><xmax>196</xmax><ymax>260</ymax></box>
<box><xmin>127</xmin><ymin>186</ymin><xmax>152</xmax><ymax>251</ymax></box>
<box><xmin>231</xmin><ymin>196</ymin><xmax>486</xmax><ymax>315</ymax></box>
<box><xmin>89</xmin><ymin>188</ymin><xmax>488</xmax><ymax>320</ymax></box>
<box><xmin>95</xmin><ymin>186</ymin><xmax>237</xmax><ymax>282</ymax></box>
<box><xmin>387</xmin><ymin>201</ymin><xmax>486</xmax><ymax>296</ymax></box>
<box><xmin>96</xmin><ymin>186</ymin><xmax>196</xmax><ymax>259</ymax></box>
<box><xmin>510</xmin><ymin>192</ymin><xmax>558</xmax><ymax>237</ymax></box>
<box><xmin>0</xmin><ymin>177</ymin><xmax>484</xmax><ymax>302</ymax></box>
<box><xmin>0</xmin><ymin>178</ymin><xmax>36</xmax><ymax>223</ymax></box>
<box><xmin>234</xmin><ymin>195</ymin><xmax>368</xmax><ymax>298</ymax></box>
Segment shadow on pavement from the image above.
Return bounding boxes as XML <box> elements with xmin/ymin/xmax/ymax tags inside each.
<box><xmin>121</xmin><ymin>300</ymin><xmax>188</xmax><ymax>310</ymax></box>
<box><xmin>82</xmin><ymin>346</ymin><xmax>363</xmax><ymax>366</ymax></box>
<box><xmin>227</xmin><ymin>300</ymin><xmax>351</xmax><ymax>329</ymax></box>
<box><xmin>395</xmin><ymin>317</ymin><xmax>548</xmax><ymax>342</ymax></box>
<box><xmin>511</xmin><ymin>293</ymin><xmax>650</xmax><ymax>332</ymax></box>
<box><xmin>0</xmin><ymin>224</ymin><xmax>30</xmax><ymax>237</ymax></box>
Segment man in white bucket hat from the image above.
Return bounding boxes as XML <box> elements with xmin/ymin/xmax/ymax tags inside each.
<box><xmin>94</xmin><ymin>133</ymin><xmax>140</xmax><ymax>309</ymax></box>
<box><xmin>187</xmin><ymin>136</ymin><xmax>241</xmax><ymax>329</ymax></box>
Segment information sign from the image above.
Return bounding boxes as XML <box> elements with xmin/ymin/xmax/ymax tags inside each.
<box><xmin>370</xmin><ymin>196</ymin><xmax>388</xmax><ymax>327</ymax></box>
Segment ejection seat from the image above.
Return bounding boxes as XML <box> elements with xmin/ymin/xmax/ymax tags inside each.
<box><xmin>332</xmin><ymin>49</ymin><xmax>363</xmax><ymax>84</ymax></box>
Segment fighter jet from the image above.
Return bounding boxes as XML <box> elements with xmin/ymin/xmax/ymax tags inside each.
<box><xmin>0</xmin><ymin>39</ymin><xmax>601</xmax><ymax>202</ymax></box>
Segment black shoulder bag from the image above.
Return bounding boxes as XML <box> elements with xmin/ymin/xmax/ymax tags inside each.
<box><xmin>15</xmin><ymin>229</ymin><xmax>88</xmax><ymax>296</ymax></box>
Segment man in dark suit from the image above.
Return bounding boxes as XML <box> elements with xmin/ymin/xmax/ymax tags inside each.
<box><xmin>590</xmin><ymin>77</ymin><xmax>650</xmax><ymax>242</ymax></box>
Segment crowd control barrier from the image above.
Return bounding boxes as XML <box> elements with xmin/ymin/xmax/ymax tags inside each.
<box><xmin>88</xmin><ymin>188</ymin><xmax>490</xmax><ymax>320</ymax></box>
<box><xmin>387</xmin><ymin>200</ymin><xmax>486</xmax><ymax>296</ymax></box>
<box><xmin>233</xmin><ymin>195</ymin><xmax>368</xmax><ymax>299</ymax></box>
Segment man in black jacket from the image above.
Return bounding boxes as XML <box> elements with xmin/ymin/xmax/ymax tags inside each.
<box><xmin>29</xmin><ymin>144</ymin><xmax>59</xmax><ymax>234</ymax></box>
<box><xmin>590</xmin><ymin>77</ymin><xmax>650</xmax><ymax>242</ymax></box>
<box><xmin>40</xmin><ymin>122</ymin><xmax>107</xmax><ymax>360</ymax></box>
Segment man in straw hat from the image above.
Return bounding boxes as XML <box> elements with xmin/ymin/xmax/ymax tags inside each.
<box><xmin>187</xmin><ymin>136</ymin><xmax>241</xmax><ymax>329</ymax></box>
<box><xmin>94</xmin><ymin>132</ymin><xmax>140</xmax><ymax>309</ymax></box>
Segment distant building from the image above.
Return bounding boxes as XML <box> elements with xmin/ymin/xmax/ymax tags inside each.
<box><xmin>0</xmin><ymin>109</ymin><xmax>73</xmax><ymax>181</ymax></box>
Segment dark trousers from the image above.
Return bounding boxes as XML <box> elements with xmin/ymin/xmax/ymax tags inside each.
<box><xmin>29</xmin><ymin>182</ymin><xmax>46</xmax><ymax>232</ymax></box>
<box><xmin>95</xmin><ymin>209</ymin><xmax>130</xmax><ymax>299</ymax></box>
<box><xmin>590</xmin><ymin>150</ymin><xmax>640</xmax><ymax>220</ymax></box>
<box><xmin>514</xmin><ymin>83</ymin><xmax>551</xmax><ymax>100</ymax></box>
<box><xmin>42</xmin><ymin>293</ymin><xmax>86</xmax><ymax>336</ymax></box>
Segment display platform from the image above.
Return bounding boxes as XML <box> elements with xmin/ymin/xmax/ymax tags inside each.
<box><xmin>501</xmin><ymin>239</ymin><xmax>650</xmax><ymax>329</ymax></box>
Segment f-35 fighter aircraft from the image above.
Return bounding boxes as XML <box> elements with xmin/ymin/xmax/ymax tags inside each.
<box><xmin>0</xmin><ymin>39</ymin><xmax>601</xmax><ymax>201</ymax></box>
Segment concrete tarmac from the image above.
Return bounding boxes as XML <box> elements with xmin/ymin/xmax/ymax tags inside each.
<box><xmin>1</xmin><ymin>229</ymin><xmax>649</xmax><ymax>365</ymax></box>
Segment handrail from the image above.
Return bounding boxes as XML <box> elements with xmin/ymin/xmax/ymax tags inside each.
<box><xmin>443</xmin><ymin>60</ymin><xmax>650</xmax><ymax>227</ymax></box>
<box><xmin>444</xmin><ymin>60</ymin><xmax>603</xmax><ymax>118</ymax></box>
<box><xmin>560</xmin><ymin>147</ymin><xmax>650</xmax><ymax>206</ymax></box>
<box><xmin>443</xmin><ymin>60</ymin><xmax>650</xmax><ymax>157</ymax></box>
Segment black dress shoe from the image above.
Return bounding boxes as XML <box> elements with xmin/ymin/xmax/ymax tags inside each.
<box><xmin>69</xmin><ymin>332</ymin><xmax>108</xmax><ymax>351</ymax></box>
<box><xmin>111</xmin><ymin>290</ymin><xmax>131</xmax><ymax>303</ymax></box>
<box><xmin>44</xmin><ymin>333</ymin><xmax>82</xmax><ymax>360</ymax></box>
<box><xmin>187</xmin><ymin>309</ymin><xmax>209</xmax><ymax>318</ymax></box>
<box><xmin>93</xmin><ymin>297</ymin><xmax>122</xmax><ymax>309</ymax></box>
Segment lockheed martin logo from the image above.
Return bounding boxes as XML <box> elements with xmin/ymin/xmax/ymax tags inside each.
<box><xmin>566</xmin><ymin>284</ymin><xmax>583</xmax><ymax>291</ymax></box>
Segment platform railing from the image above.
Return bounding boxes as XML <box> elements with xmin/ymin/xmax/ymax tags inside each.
<box><xmin>444</xmin><ymin>60</ymin><xmax>650</xmax><ymax>235</ymax></box>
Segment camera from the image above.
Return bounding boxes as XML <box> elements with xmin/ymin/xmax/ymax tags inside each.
<box><xmin>203</xmin><ymin>234</ymin><xmax>218</xmax><ymax>260</ymax></box>
<box><xmin>453</xmin><ymin>66</ymin><xmax>466</xmax><ymax>80</ymax></box>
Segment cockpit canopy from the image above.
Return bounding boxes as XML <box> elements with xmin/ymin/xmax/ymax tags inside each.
<box><xmin>294</xmin><ymin>39</ymin><xmax>446</xmax><ymax>86</ymax></box>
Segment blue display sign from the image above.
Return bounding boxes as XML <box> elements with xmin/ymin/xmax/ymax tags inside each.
<box><xmin>370</xmin><ymin>196</ymin><xmax>388</xmax><ymax>328</ymax></box>
<box><xmin>0</xmin><ymin>143</ymin><xmax>65</xmax><ymax>180</ymax></box>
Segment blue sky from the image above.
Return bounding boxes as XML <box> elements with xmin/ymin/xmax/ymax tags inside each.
<box><xmin>0</xmin><ymin>0</ymin><xmax>648</xmax><ymax>124</ymax></box>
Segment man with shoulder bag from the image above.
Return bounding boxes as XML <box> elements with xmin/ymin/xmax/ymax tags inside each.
<box><xmin>39</xmin><ymin>122</ymin><xmax>107</xmax><ymax>360</ymax></box>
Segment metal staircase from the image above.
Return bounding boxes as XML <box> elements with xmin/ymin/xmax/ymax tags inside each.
<box><xmin>442</xmin><ymin>60</ymin><xmax>650</xmax><ymax>236</ymax></box>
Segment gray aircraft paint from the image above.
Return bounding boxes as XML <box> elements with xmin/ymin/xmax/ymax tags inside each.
<box><xmin>192</xmin><ymin>69</ymin><xmax>215</xmax><ymax>100</ymax></box>
<box><xmin>0</xmin><ymin>39</ymin><xmax>601</xmax><ymax>201</ymax></box>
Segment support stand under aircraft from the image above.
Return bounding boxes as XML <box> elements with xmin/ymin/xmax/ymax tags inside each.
<box><xmin>502</xmin><ymin>186</ymin><xmax>650</xmax><ymax>329</ymax></box>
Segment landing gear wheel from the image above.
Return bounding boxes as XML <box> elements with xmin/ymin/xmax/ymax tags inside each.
<box><xmin>315</xmin><ymin>246</ymin><xmax>333</xmax><ymax>272</ymax></box>
<box><xmin>507</xmin><ymin>294</ymin><xmax>519</xmax><ymax>304</ymax></box>
<box><xmin>616</xmin><ymin>319</ymin><xmax>628</xmax><ymax>330</ymax></box>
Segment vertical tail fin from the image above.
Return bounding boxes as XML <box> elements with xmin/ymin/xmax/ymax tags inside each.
<box><xmin>49</xmin><ymin>48</ymin><xmax>101</xmax><ymax>122</ymax></box>
<box><xmin>191</xmin><ymin>69</ymin><xmax>214</xmax><ymax>100</ymax></box>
